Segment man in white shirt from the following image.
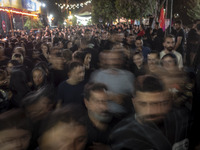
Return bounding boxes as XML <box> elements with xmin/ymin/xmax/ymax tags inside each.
<box><xmin>160</xmin><ymin>34</ymin><xmax>183</xmax><ymax>69</ymax></box>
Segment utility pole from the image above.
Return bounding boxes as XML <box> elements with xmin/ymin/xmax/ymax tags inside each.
<box><xmin>66</xmin><ymin>0</ymin><xmax>69</xmax><ymax>15</ymax></box>
<box><xmin>66</xmin><ymin>0</ymin><xmax>69</xmax><ymax>25</ymax></box>
<box><xmin>169</xmin><ymin>0</ymin><xmax>173</xmax><ymax>33</ymax></box>
<box><xmin>9</xmin><ymin>11</ymin><xmax>14</xmax><ymax>36</ymax></box>
<box><xmin>165</xmin><ymin>0</ymin><xmax>168</xmax><ymax>36</ymax></box>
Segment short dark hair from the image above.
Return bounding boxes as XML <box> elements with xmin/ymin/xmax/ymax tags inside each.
<box><xmin>84</xmin><ymin>82</ymin><xmax>108</xmax><ymax>100</ymax></box>
<box><xmin>39</xmin><ymin>105</ymin><xmax>87</xmax><ymax>137</ymax></box>
<box><xmin>13</xmin><ymin>47</ymin><xmax>26</xmax><ymax>57</ymax></box>
<box><xmin>148</xmin><ymin>50</ymin><xmax>160</xmax><ymax>59</ymax></box>
<box><xmin>133</xmin><ymin>51</ymin><xmax>143</xmax><ymax>58</ymax></box>
<box><xmin>135</xmin><ymin>75</ymin><xmax>165</xmax><ymax>93</ymax></box>
<box><xmin>155</xmin><ymin>22</ymin><xmax>159</xmax><ymax>25</ymax></box>
<box><xmin>67</xmin><ymin>61</ymin><xmax>84</xmax><ymax>73</ymax></box>
<box><xmin>161</xmin><ymin>53</ymin><xmax>178</xmax><ymax>66</ymax></box>
<box><xmin>164</xmin><ymin>34</ymin><xmax>175</xmax><ymax>42</ymax></box>
<box><xmin>136</xmin><ymin>36</ymin><xmax>143</xmax><ymax>41</ymax></box>
<box><xmin>32</xmin><ymin>67</ymin><xmax>46</xmax><ymax>78</ymax></box>
<box><xmin>34</xmin><ymin>61</ymin><xmax>50</xmax><ymax>73</ymax></box>
<box><xmin>0</xmin><ymin>109</ymin><xmax>32</xmax><ymax>131</ymax></box>
<box><xmin>73</xmin><ymin>50</ymin><xmax>91</xmax><ymax>63</ymax></box>
<box><xmin>175</xmin><ymin>20</ymin><xmax>182</xmax><ymax>25</ymax></box>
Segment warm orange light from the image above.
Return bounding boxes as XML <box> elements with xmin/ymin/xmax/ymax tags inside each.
<box><xmin>0</xmin><ymin>8</ymin><xmax>38</xmax><ymax>17</ymax></box>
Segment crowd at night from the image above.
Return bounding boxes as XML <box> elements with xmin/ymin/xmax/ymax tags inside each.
<box><xmin>0</xmin><ymin>18</ymin><xmax>200</xmax><ymax>150</ymax></box>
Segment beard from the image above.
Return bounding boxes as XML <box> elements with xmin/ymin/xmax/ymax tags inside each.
<box><xmin>166</xmin><ymin>46</ymin><xmax>174</xmax><ymax>51</ymax></box>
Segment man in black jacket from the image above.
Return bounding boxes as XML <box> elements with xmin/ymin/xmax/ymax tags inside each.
<box><xmin>110</xmin><ymin>75</ymin><xmax>192</xmax><ymax>150</ymax></box>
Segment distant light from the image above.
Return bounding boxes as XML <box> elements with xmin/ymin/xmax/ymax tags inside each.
<box><xmin>42</xmin><ymin>3</ymin><xmax>46</xmax><ymax>7</ymax></box>
<box><xmin>68</xmin><ymin>15</ymin><xmax>73</xmax><ymax>19</ymax></box>
<box><xmin>63</xmin><ymin>22</ymin><xmax>66</xmax><ymax>25</ymax></box>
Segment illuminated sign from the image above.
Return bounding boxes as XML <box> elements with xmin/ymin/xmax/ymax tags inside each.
<box><xmin>22</xmin><ymin>0</ymin><xmax>39</xmax><ymax>12</ymax></box>
<box><xmin>0</xmin><ymin>0</ymin><xmax>23</xmax><ymax>9</ymax></box>
<box><xmin>0</xmin><ymin>0</ymin><xmax>40</xmax><ymax>12</ymax></box>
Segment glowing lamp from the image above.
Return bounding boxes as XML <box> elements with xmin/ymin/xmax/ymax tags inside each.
<box><xmin>68</xmin><ymin>15</ymin><xmax>73</xmax><ymax>19</ymax></box>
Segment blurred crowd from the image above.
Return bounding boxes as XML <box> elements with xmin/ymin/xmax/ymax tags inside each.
<box><xmin>0</xmin><ymin>19</ymin><xmax>200</xmax><ymax>150</ymax></box>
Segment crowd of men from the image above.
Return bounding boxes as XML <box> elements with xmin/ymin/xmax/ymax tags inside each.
<box><xmin>0</xmin><ymin>19</ymin><xmax>200</xmax><ymax>150</ymax></box>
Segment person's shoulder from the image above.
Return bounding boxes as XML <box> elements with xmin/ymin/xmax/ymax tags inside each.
<box><xmin>167</xmin><ymin>106</ymin><xmax>192</xmax><ymax>121</ymax></box>
<box><xmin>121</xmin><ymin>69</ymin><xmax>135</xmax><ymax>78</ymax></box>
<box><xmin>90</xmin><ymin>69</ymin><xmax>104</xmax><ymax>79</ymax></box>
<box><xmin>112</xmin><ymin>114</ymin><xmax>136</xmax><ymax>131</ymax></box>
<box><xmin>58</xmin><ymin>80</ymin><xmax>69</xmax><ymax>88</ymax></box>
<box><xmin>180</xmin><ymin>28</ymin><xmax>185</xmax><ymax>32</ymax></box>
<box><xmin>143</xmin><ymin>46</ymin><xmax>151</xmax><ymax>51</ymax></box>
<box><xmin>173</xmin><ymin>51</ymin><xmax>182</xmax><ymax>57</ymax></box>
<box><xmin>178</xmin><ymin>29</ymin><xmax>185</xmax><ymax>35</ymax></box>
<box><xmin>160</xmin><ymin>50</ymin><xmax>165</xmax><ymax>55</ymax></box>
<box><xmin>110</xmin><ymin>115</ymin><xmax>156</xmax><ymax>149</ymax></box>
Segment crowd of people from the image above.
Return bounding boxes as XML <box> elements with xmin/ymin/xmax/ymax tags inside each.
<box><xmin>0</xmin><ymin>19</ymin><xmax>200</xmax><ymax>150</ymax></box>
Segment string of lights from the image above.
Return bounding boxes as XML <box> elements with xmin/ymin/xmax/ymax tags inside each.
<box><xmin>0</xmin><ymin>7</ymin><xmax>38</xmax><ymax>17</ymax></box>
<box><xmin>55</xmin><ymin>0</ymin><xmax>92</xmax><ymax>10</ymax></box>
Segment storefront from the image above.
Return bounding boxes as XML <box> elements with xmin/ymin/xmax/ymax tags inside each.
<box><xmin>0</xmin><ymin>0</ymin><xmax>41</xmax><ymax>33</ymax></box>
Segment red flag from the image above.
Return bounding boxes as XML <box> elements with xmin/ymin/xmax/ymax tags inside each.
<box><xmin>159</xmin><ymin>7</ymin><xmax>165</xmax><ymax>31</ymax></box>
<box><xmin>131</xmin><ymin>19</ymin><xmax>134</xmax><ymax>24</ymax></box>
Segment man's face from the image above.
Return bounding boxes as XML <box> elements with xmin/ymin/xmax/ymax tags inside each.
<box><xmin>116</xmin><ymin>33</ymin><xmax>124</xmax><ymax>42</ymax></box>
<box><xmin>7</xmin><ymin>63</ymin><xmax>14</xmax><ymax>75</ymax></box>
<box><xmin>174</xmin><ymin>23</ymin><xmax>181</xmax><ymax>30</ymax></box>
<box><xmin>67</xmin><ymin>42</ymin><xmax>73</xmax><ymax>49</ymax></box>
<box><xmin>41</xmin><ymin>45</ymin><xmax>48</xmax><ymax>54</ymax></box>
<box><xmin>126</xmin><ymin>35</ymin><xmax>135</xmax><ymax>44</ymax></box>
<box><xmin>163</xmin><ymin>37</ymin><xmax>175</xmax><ymax>51</ymax></box>
<box><xmin>69</xmin><ymin>66</ymin><xmax>85</xmax><ymax>83</ymax></box>
<box><xmin>161</xmin><ymin>56</ymin><xmax>177</xmax><ymax>71</ymax></box>
<box><xmin>85</xmin><ymin>91</ymin><xmax>112</xmax><ymax>124</ymax></box>
<box><xmin>133</xmin><ymin>91</ymin><xmax>171</xmax><ymax>123</ymax></box>
<box><xmin>0</xmin><ymin>128</ymin><xmax>31</xmax><ymax>150</ymax></box>
<box><xmin>84</xmin><ymin>53</ymin><xmax>92</xmax><ymax>68</ymax></box>
<box><xmin>133</xmin><ymin>54</ymin><xmax>143</xmax><ymax>67</ymax></box>
<box><xmin>101</xmin><ymin>32</ymin><xmax>108</xmax><ymax>40</ymax></box>
<box><xmin>147</xmin><ymin>53</ymin><xmax>159</xmax><ymax>68</ymax></box>
<box><xmin>39</xmin><ymin>122</ymin><xmax>87</xmax><ymax>150</ymax></box>
<box><xmin>135</xmin><ymin>40</ymin><xmax>143</xmax><ymax>50</ymax></box>
<box><xmin>50</xmin><ymin>54</ymin><xmax>65</xmax><ymax>70</ymax></box>
<box><xmin>84</xmin><ymin>31</ymin><xmax>91</xmax><ymax>40</ymax></box>
<box><xmin>12</xmin><ymin>53</ymin><xmax>23</xmax><ymax>64</ymax></box>
<box><xmin>33</xmin><ymin>70</ymin><xmax>44</xmax><ymax>86</ymax></box>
